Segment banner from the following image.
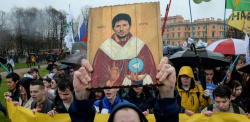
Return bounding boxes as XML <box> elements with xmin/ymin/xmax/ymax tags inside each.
<box><xmin>6</xmin><ymin>101</ymin><xmax>250</xmax><ymax>122</ymax></box>
<box><xmin>226</xmin><ymin>0</ymin><xmax>250</xmax><ymax>11</ymax></box>
<box><xmin>228</xmin><ymin>11</ymin><xmax>250</xmax><ymax>34</ymax></box>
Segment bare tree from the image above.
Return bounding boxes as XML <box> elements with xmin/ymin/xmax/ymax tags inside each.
<box><xmin>0</xmin><ymin>6</ymin><xmax>68</xmax><ymax>57</ymax></box>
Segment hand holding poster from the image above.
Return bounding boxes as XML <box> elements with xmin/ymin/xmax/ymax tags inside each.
<box><xmin>87</xmin><ymin>2</ymin><xmax>162</xmax><ymax>89</ymax></box>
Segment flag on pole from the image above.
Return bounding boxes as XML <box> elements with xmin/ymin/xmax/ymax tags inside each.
<box><xmin>188</xmin><ymin>38</ymin><xmax>193</xmax><ymax>44</ymax></box>
<box><xmin>196</xmin><ymin>39</ymin><xmax>207</xmax><ymax>47</ymax></box>
<box><xmin>76</xmin><ymin>15</ymin><xmax>87</xmax><ymax>42</ymax></box>
<box><xmin>245</xmin><ymin>32</ymin><xmax>250</xmax><ymax>62</ymax></box>
<box><xmin>226</xmin><ymin>0</ymin><xmax>250</xmax><ymax>11</ymax></box>
<box><xmin>64</xmin><ymin>7</ymin><xmax>75</xmax><ymax>51</ymax></box>
<box><xmin>183</xmin><ymin>41</ymin><xmax>187</xmax><ymax>47</ymax></box>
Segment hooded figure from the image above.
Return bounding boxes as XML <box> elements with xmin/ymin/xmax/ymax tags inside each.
<box><xmin>108</xmin><ymin>102</ymin><xmax>148</xmax><ymax>122</ymax></box>
<box><xmin>176</xmin><ymin>66</ymin><xmax>212</xmax><ymax>113</ymax></box>
<box><xmin>19</xmin><ymin>77</ymin><xmax>33</xmax><ymax>109</ymax></box>
<box><xmin>58</xmin><ymin>64</ymin><xmax>70</xmax><ymax>78</ymax></box>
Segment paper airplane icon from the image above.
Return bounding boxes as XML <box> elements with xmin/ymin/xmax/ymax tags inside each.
<box><xmin>132</xmin><ymin>63</ymin><xmax>140</xmax><ymax>69</ymax></box>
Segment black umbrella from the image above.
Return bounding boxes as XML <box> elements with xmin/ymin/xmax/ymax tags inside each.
<box><xmin>0</xmin><ymin>56</ymin><xmax>7</xmax><ymax>64</ymax></box>
<box><xmin>61</xmin><ymin>51</ymin><xmax>87</xmax><ymax>67</ymax></box>
<box><xmin>238</xmin><ymin>61</ymin><xmax>250</xmax><ymax>74</ymax></box>
<box><xmin>169</xmin><ymin>49</ymin><xmax>230</xmax><ymax>68</ymax></box>
<box><xmin>163</xmin><ymin>44</ymin><xmax>183</xmax><ymax>56</ymax></box>
<box><xmin>72</xmin><ymin>42</ymin><xmax>87</xmax><ymax>51</ymax></box>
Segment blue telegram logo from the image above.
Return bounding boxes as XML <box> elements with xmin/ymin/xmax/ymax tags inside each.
<box><xmin>129</xmin><ymin>58</ymin><xmax>144</xmax><ymax>73</ymax></box>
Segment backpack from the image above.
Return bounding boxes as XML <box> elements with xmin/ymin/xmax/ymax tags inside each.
<box><xmin>207</xmin><ymin>104</ymin><xmax>240</xmax><ymax>114</ymax></box>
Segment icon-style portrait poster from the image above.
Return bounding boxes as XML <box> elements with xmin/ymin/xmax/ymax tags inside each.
<box><xmin>87</xmin><ymin>2</ymin><xmax>163</xmax><ymax>89</ymax></box>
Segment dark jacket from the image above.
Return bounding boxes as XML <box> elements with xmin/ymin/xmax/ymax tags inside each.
<box><xmin>46</xmin><ymin>64</ymin><xmax>54</xmax><ymax>73</ymax></box>
<box><xmin>31</xmin><ymin>98</ymin><xmax>53</xmax><ymax>113</ymax></box>
<box><xmin>231</xmin><ymin>97</ymin><xmax>245</xmax><ymax>110</ymax></box>
<box><xmin>241</xmin><ymin>79</ymin><xmax>250</xmax><ymax>112</ymax></box>
<box><xmin>69</xmin><ymin>90</ymin><xmax>179</xmax><ymax>122</ymax></box>
<box><xmin>36</xmin><ymin>57</ymin><xmax>40</xmax><ymax>63</ymax></box>
<box><xmin>53</xmin><ymin>95</ymin><xmax>68</xmax><ymax>113</ymax></box>
<box><xmin>123</xmin><ymin>87</ymin><xmax>156</xmax><ymax>113</ymax></box>
<box><xmin>9</xmin><ymin>80</ymin><xmax>20</xmax><ymax>102</ymax></box>
<box><xmin>9</xmin><ymin>89</ymin><xmax>19</xmax><ymax>102</ymax></box>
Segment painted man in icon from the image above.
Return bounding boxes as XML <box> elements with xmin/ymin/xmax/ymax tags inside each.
<box><xmin>91</xmin><ymin>13</ymin><xmax>156</xmax><ymax>87</ymax></box>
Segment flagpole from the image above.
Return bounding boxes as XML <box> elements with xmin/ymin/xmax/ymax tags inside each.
<box><xmin>0</xmin><ymin>62</ymin><xmax>10</xmax><ymax>74</ymax></box>
<box><xmin>189</xmin><ymin>0</ymin><xmax>195</xmax><ymax>44</ymax></box>
<box><xmin>205</xmin><ymin>23</ymin><xmax>207</xmax><ymax>42</ymax></box>
<box><xmin>161</xmin><ymin>0</ymin><xmax>172</xmax><ymax>37</ymax></box>
<box><xmin>222</xmin><ymin>54</ymin><xmax>240</xmax><ymax>82</ymax></box>
<box><xmin>223</xmin><ymin>0</ymin><xmax>227</xmax><ymax>39</ymax></box>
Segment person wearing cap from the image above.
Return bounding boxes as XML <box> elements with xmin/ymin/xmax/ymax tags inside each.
<box><xmin>58</xmin><ymin>64</ymin><xmax>70</xmax><ymax>78</ymax></box>
<box><xmin>69</xmin><ymin>57</ymin><xmax>179</xmax><ymax>122</ymax></box>
<box><xmin>28</xmin><ymin>68</ymin><xmax>43</xmax><ymax>82</ymax></box>
<box><xmin>46</xmin><ymin>59</ymin><xmax>54</xmax><ymax>73</ymax></box>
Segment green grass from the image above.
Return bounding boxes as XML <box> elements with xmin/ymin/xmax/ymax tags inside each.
<box><xmin>0</xmin><ymin>62</ymin><xmax>47</xmax><ymax>72</ymax></box>
<box><xmin>0</xmin><ymin>77</ymin><xmax>9</xmax><ymax>122</ymax></box>
<box><xmin>0</xmin><ymin>68</ymin><xmax>48</xmax><ymax>122</ymax></box>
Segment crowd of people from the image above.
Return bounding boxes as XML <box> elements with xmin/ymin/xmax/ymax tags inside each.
<box><xmin>1</xmin><ymin>16</ymin><xmax>250</xmax><ymax>121</ymax></box>
<box><xmin>0</xmin><ymin>54</ymin><xmax>249</xmax><ymax>121</ymax></box>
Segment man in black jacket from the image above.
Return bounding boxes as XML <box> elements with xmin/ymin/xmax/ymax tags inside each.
<box><xmin>48</xmin><ymin>78</ymin><xmax>73</xmax><ymax>117</ymax></box>
<box><xmin>30</xmin><ymin>80</ymin><xmax>53</xmax><ymax>114</ymax></box>
<box><xmin>4</xmin><ymin>73</ymin><xmax>20</xmax><ymax>102</ymax></box>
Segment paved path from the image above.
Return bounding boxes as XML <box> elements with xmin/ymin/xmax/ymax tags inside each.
<box><xmin>0</xmin><ymin>64</ymin><xmax>47</xmax><ymax>77</ymax></box>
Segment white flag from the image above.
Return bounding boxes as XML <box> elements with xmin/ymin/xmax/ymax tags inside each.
<box><xmin>182</xmin><ymin>41</ymin><xmax>187</xmax><ymax>47</ymax></box>
<box><xmin>245</xmin><ymin>32</ymin><xmax>250</xmax><ymax>62</ymax></box>
<box><xmin>196</xmin><ymin>39</ymin><xmax>202</xmax><ymax>47</ymax></box>
<box><xmin>188</xmin><ymin>38</ymin><xmax>193</xmax><ymax>44</ymax></box>
<box><xmin>64</xmin><ymin>8</ymin><xmax>75</xmax><ymax>51</ymax></box>
<box><xmin>196</xmin><ymin>39</ymin><xmax>207</xmax><ymax>47</ymax></box>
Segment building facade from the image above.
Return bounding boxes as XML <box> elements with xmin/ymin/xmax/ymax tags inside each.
<box><xmin>162</xmin><ymin>15</ymin><xmax>227</xmax><ymax>46</ymax></box>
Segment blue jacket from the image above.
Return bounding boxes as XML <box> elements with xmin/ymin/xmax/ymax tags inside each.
<box><xmin>69</xmin><ymin>90</ymin><xmax>179</xmax><ymax>122</ymax></box>
<box><xmin>93</xmin><ymin>94</ymin><xmax>129</xmax><ymax>113</ymax></box>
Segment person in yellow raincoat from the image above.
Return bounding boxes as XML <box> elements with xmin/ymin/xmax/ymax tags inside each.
<box><xmin>31</xmin><ymin>55</ymin><xmax>35</xmax><ymax>66</ymax></box>
<box><xmin>176</xmin><ymin>66</ymin><xmax>212</xmax><ymax>114</ymax></box>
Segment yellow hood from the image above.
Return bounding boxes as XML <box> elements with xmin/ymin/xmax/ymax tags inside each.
<box><xmin>177</xmin><ymin>66</ymin><xmax>195</xmax><ymax>88</ymax></box>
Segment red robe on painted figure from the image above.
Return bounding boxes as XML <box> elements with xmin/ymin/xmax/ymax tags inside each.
<box><xmin>91</xmin><ymin>33</ymin><xmax>156</xmax><ymax>88</ymax></box>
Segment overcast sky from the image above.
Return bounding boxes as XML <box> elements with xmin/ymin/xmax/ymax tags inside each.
<box><xmin>1</xmin><ymin>0</ymin><xmax>231</xmax><ymax>20</ymax></box>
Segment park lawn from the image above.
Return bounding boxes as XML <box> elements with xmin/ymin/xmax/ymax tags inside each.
<box><xmin>0</xmin><ymin>68</ymin><xmax>48</xmax><ymax>121</ymax></box>
<box><xmin>0</xmin><ymin>62</ymin><xmax>47</xmax><ymax>72</ymax></box>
